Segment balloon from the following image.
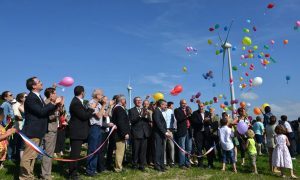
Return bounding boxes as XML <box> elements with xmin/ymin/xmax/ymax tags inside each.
<box><xmin>153</xmin><ymin>92</ymin><xmax>164</xmax><ymax>101</ymax></box>
<box><xmin>58</xmin><ymin>76</ymin><xmax>74</xmax><ymax>87</ymax></box>
<box><xmin>195</xmin><ymin>92</ymin><xmax>201</xmax><ymax>98</ymax></box>
<box><xmin>220</xmin><ymin>104</ymin><xmax>226</xmax><ymax>109</ymax></box>
<box><xmin>215</xmin><ymin>24</ymin><xmax>220</xmax><ymax>29</ymax></box>
<box><xmin>264</xmin><ymin>45</ymin><xmax>269</xmax><ymax>50</ymax></box>
<box><xmin>240</xmin><ymin>101</ymin><xmax>246</xmax><ymax>108</ymax></box>
<box><xmin>212</xmin><ymin>83</ymin><xmax>216</xmax><ymax>87</ymax></box>
<box><xmin>253</xmin><ymin>26</ymin><xmax>257</xmax><ymax>31</ymax></box>
<box><xmin>242</xmin><ymin>62</ymin><xmax>248</xmax><ymax>67</ymax></box>
<box><xmin>224</xmin><ymin>107</ymin><xmax>229</xmax><ymax>111</ymax></box>
<box><xmin>209</xmin><ymin>100</ymin><xmax>213</xmax><ymax>105</ymax></box>
<box><xmin>218</xmin><ymin>94</ymin><xmax>223</xmax><ymax>99</ymax></box>
<box><xmin>237</xmin><ymin>121</ymin><xmax>248</xmax><ymax>135</ymax></box>
<box><xmin>243</xmin><ymin>28</ymin><xmax>250</xmax><ymax>33</ymax></box>
<box><xmin>296</xmin><ymin>21</ymin><xmax>300</xmax><ymax>27</ymax></box>
<box><xmin>270</xmin><ymin>40</ymin><xmax>275</xmax><ymax>44</ymax></box>
<box><xmin>242</xmin><ymin>36</ymin><xmax>252</xmax><ymax>46</ymax></box>
<box><xmin>283</xmin><ymin>40</ymin><xmax>288</xmax><ymax>45</ymax></box>
<box><xmin>173</xmin><ymin>85</ymin><xmax>183</xmax><ymax>93</ymax></box>
<box><xmin>265</xmin><ymin>54</ymin><xmax>270</xmax><ymax>58</ymax></box>
<box><xmin>242</xmin><ymin>46</ymin><xmax>246</xmax><ymax>50</ymax></box>
<box><xmin>219</xmin><ymin>49</ymin><xmax>223</xmax><ymax>53</ymax></box>
<box><xmin>253</xmin><ymin>107</ymin><xmax>261</xmax><ymax>115</ymax></box>
<box><xmin>248</xmin><ymin>116</ymin><xmax>253</xmax><ymax>121</ymax></box>
<box><xmin>261</xmin><ymin>103</ymin><xmax>270</xmax><ymax>110</ymax></box>
<box><xmin>246</xmin><ymin>103</ymin><xmax>251</xmax><ymax>107</ymax></box>
<box><xmin>224</xmin><ymin>101</ymin><xmax>229</xmax><ymax>106</ymax></box>
<box><xmin>267</xmin><ymin>3</ymin><xmax>275</xmax><ymax>9</ymax></box>
<box><xmin>213</xmin><ymin>97</ymin><xmax>218</xmax><ymax>103</ymax></box>
<box><xmin>208</xmin><ymin>39</ymin><xmax>213</xmax><ymax>45</ymax></box>
<box><xmin>209</xmin><ymin>27</ymin><xmax>214</xmax><ymax>32</ymax></box>
<box><xmin>232</xmin><ymin>66</ymin><xmax>238</xmax><ymax>71</ymax></box>
<box><xmin>246</xmin><ymin>19</ymin><xmax>251</xmax><ymax>23</ymax></box>
<box><xmin>232</xmin><ymin>46</ymin><xmax>237</xmax><ymax>51</ymax></box>
<box><xmin>224</xmin><ymin>26</ymin><xmax>228</xmax><ymax>31</ymax></box>
<box><xmin>239</xmin><ymin>77</ymin><xmax>244</xmax><ymax>81</ymax></box>
<box><xmin>245</xmin><ymin>72</ymin><xmax>249</xmax><ymax>77</ymax></box>
<box><xmin>182</xmin><ymin>66</ymin><xmax>187</xmax><ymax>72</ymax></box>
<box><xmin>286</xmin><ymin>75</ymin><xmax>291</xmax><ymax>81</ymax></box>
<box><xmin>253</xmin><ymin>45</ymin><xmax>258</xmax><ymax>50</ymax></box>
<box><xmin>216</xmin><ymin>50</ymin><xmax>220</xmax><ymax>55</ymax></box>
<box><xmin>252</xmin><ymin>77</ymin><xmax>263</xmax><ymax>86</ymax></box>
<box><xmin>170</xmin><ymin>89</ymin><xmax>179</xmax><ymax>96</ymax></box>
<box><xmin>248</xmin><ymin>53</ymin><xmax>254</xmax><ymax>58</ymax></box>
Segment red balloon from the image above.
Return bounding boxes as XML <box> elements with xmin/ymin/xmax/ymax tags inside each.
<box><xmin>170</xmin><ymin>89</ymin><xmax>179</xmax><ymax>96</ymax></box>
<box><xmin>267</xmin><ymin>3</ymin><xmax>274</xmax><ymax>9</ymax></box>
<box><xmin>173</xmin><ymin>85</ymin><xmax>183</xmax><ymax>93</ymax></box>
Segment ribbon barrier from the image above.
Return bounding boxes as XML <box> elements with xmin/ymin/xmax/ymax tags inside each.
<box><xmin>17</xmin><ymin>125</ymin><xmax>116</xmax><ymax>162</ymax></box>
<box><xmin>17</xmin><ymin>125</ymin><xmax>213</xmax><ymax>162</ymax></box>
<box><xmin>169</xmin><ymin>137</ymin><xmax>215</xmax><ymax>158</ymax></box>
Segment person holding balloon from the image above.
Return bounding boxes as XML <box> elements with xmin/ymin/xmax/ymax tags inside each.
<box><xmin>235</xmin><ymin>107</ymin><xmax>250</xmax><ymax>166</ymax></box>
<box><xmin>245</xmin><ymin>129</ymin><xmax>258</xmax><ymax>174</ymax></box>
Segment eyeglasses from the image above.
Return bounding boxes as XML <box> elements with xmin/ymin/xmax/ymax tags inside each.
<box><xmin>8</xmin><ymin>94</ymin><xmax>13</xmax><ymax>97</ymax></box>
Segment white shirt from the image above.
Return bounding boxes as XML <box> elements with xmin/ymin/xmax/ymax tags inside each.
<box><xmin>201</xmin><ymin>112</ymin><xmax>205</xmax><ymax>131</ymax></box>
<box><xmin>89</xmin><ymin>99</ymin><xmax>102</xmax><ymax>126</ymax></box>
<box><xmin>76</xmin><ymin>96</ymin><xmax>84</xmax><ymax>105</ymax></box>
<box><xmin>33</xmin><ymin>91</ymin><xmax>44</xmax><ymax>103</ymax></box>
<box><xmin>283</xmin><ymin>121</ymin><xmax>293</xmax><ymax>133</ymax></box>
<box><xmin>218</xmin><ymin>126</ymin><xmax>234</xmax><ymax>151</ymax></box>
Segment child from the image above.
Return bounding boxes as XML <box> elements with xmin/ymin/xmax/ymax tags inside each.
<box><xmin>252</xmin><ymin>116</ymin><xmax>264</xmax><ymax>155</ymax></box>
<box><xmin>246</xmin><ymin>129</ymin><xmax>258</xmax><ymax>174</ymax></box>
<box><xmin>219</xmin><ymin>117</ymin><xmax>237</xmax><ymax>173</ymax></box>
<box><xmin>272</xmin><ymin>125</ymin><xmax>297</xmax><ymax>178</ymax></box>
<box><xmin>265</xmin><ymin>115</ymin><xmax>278</xmax><ymax>172</ymax></box>
<box><xmin>0</xmin><ymin>107</ymin><xmax>16</xmax><ymax>168</ymax></box>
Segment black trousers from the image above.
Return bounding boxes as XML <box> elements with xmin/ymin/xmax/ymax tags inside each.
<box><xmin>132</xmin><ymin>138</ymin><xmax>148</xmax><ymax>167</ymax></box>
<box><xmin>204</xmin><ymin>133</ymin><xmax>215</xmax><ymax>166</ymax></box>
<box><xmin>194</xmin><ymin>131</ymin><xmax>204</xmax><ymax>166</ymax></box>
<box><xmin>69</xmin><ymin>139</ymin><xmax>84</xmax><ymax>177</ymax></box>
<box><xmin>153</xmin><ymin>132</ymin><xmax>165</xmax><ymax>169</ymax></box>
<box><xmin>98</xmin><ymin>130</ymin><xmax>108</xmax><ymax>172</ymax></box>
<box><xmin>106</xmin><ymin>132</ymin><xmax>116</xmax><ymax>170</ymax></box>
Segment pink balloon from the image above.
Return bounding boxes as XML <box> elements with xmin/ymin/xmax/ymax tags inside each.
<box><xmin>58</xmin><ymin>77</ymin><xmax>74</xmax><ymax>87</ymax></box>
<box><xmin>270</xmin><ymin>40</ymin><xmax>275</xmax><ymax>44</ymax></box>
<box><xmin>296</xmin><ymin>21</ymin><xmax>300</xmax><ymax>27</ymax></box>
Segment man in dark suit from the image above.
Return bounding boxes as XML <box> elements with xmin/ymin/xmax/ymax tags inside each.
<box><xmin>174</xmin><ymin>99</ymin><xmax>193</xmax><ymax>169</ymax></box>
<box><xmin>20</xmin><ymin>77</ymin><xmax>63</xmax><ymax>180</ymax></box>
<box><xmin>111</xmin><ymin>95</ymin><xmax>130</xmax><ymax>173</ymax></box>
<box><xmin>152</xmin><ymin>99</ymin><xmax>170</xmax><ymax>172</ymax></box>
<box><xmin>68</xmin><ymin>86</ymin><xmax>94</xmax><ymax>180</ymax></box>
<box><xmin>128</xmin><ymin>97</ymin><xmax>151</xmax><ymax>171</ymax></box>
<box><xmin>191</xmin><ymin>102</ymin><xmax>211</xmax><ymax>168</ymax></box>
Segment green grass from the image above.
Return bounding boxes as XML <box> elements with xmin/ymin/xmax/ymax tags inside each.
<box><xmin>0</xmin><ymin>153</ymin><xmax>299</xmax><ymax>180</ymax></box>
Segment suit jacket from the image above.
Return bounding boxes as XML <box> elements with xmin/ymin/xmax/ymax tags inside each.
<box><xmin>191</xmin><ymin>110</ymin><xmax>210</xmax><ymax>134</ymax></box>
<box><xmin>69</xmin><ymin>97</ymin><xmax>93</xmax><ymax>140</ymax></box>
<box><xmin>111</xmin><ymin>105</ymin><xmax>130</xmax><ymax>140</ymax></box>
<box><xmin>174</xmin><ymin>107</ymin><xmax>192</xmax><ymax>138</ymax></box>
<box><xmin>22</xmin><ymin>92</ymin><xmax>56</xmax><ymax>138</ymax></box>
<box><xmin>128</xmin><ymin>107</ymin><xmax>151</xmax><ymax>139</ymax></box>
<box><xmin>152</xmin><ymin>108</ymin><xmax>167</xmax><ymax>137</ymax></box>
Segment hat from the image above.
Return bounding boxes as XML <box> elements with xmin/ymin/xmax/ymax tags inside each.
<box><xmin>246</xmin><ymin>129</ymin><xmax>255</xmax><ymax>138</ymax></box>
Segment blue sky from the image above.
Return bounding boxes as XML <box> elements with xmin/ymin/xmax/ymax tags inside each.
<box><xmin>0</xmin><ymin>0</ymin><xmax>299</xmax><ymax>119</ymax></box>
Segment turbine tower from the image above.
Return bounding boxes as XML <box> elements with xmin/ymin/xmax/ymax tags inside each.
<box><xmin>219</xmin><ymin>20</ymin><xmax>236</xmax><ymax>118</ymax></box>
<box><xmin>127</xmin><ymin>78</ymin><xmax>133</xmax><ymax>109</ymax></box>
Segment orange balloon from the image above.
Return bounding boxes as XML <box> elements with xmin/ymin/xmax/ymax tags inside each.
<box><xmin>240</xmin><ymin>102</ymin><xmax>246</xmax><ymax>108</ymax></box>
<box><xmin>283</xmin><ymin>40</ymin><xmax>288</xmax><ymax>45</ymax></box>
<box><xmin>253</xmin><ymin>107</ymin><xmax>261</xmax><ymax>115</ymax></box>
<box><xmin>220</xmin><ymin>104</ymin><xmax>225</xmax><ymax>109</ymax></box>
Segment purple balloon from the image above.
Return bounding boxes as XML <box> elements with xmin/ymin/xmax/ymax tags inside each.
<box><xmin>237</xmin><ymin>121</ymin><xmax>248</xmax><ymax>135</ymax></box>
<box><xmin>195</xmin><ymin>92</ymin><xmax>201</xmax><ymax>98</ymax></box>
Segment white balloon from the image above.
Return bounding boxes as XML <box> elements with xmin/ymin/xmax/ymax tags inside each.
<box><xmin>252</xmin><ymin>77</ymin><xmax>263</xmax><ymax>86</ymax></box>
<box><xmin>246</xmin><ymin>103</ymin><xmax>251</xmax><ymax>107</ymax></box>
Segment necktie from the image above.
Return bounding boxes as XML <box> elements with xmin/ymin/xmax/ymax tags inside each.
<box><xmin>39</xmin><ymin>95</ymin><xmax>45</xmax><ymax>106</ymax></box>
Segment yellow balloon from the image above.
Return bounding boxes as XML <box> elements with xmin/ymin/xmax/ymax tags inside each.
<box><xmin>242</xmin><ymin>36</ymin><xmax>252</xmax><ymax>46</ymax></box>
<box><xmin>208</xmin><ymin>39</ymin><xmax>212</xmax><ymax>45</ymax></box>
<box><xmin>218</xmin><ymin>94</ymin><xmax>223</xmax><ymax>99</ymax></box>
<box><xmin>182</xmin><ymin>66</ymin><xmax>187</xmax><ymax>72</ymax></box>
<box><xmin>153</xmin><ymin>92</ymin><xmax>164</xmax><ymax>101</ymax></box>
<box><xmin>242</xmin><ymin>46</ymin><xmax>246</xmax><ymax>50</ymax></box>
<box><xmin>253</xmin><ymin>45</ymin><xmax>258</xmax><ymax>50</ymax></box>
<box><xmin>239</xmin><ymin>77</ymin><xmax>244</xmax><ymax>81</ymax></box>
<box><xmin>261</xmin><ymin>103</ymin><xmax>270</xmax><ymax>111</ymax></box>
<box><xmin>249</xmin><ymin>53</ymin><xmax>254</xmax><ymax>58</ymax></box>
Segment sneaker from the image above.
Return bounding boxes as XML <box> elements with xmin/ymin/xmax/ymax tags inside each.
<box><xmin>291</xmin><ymin>157</ymin><xmax>296</xmax><ymax>160</ymax></box>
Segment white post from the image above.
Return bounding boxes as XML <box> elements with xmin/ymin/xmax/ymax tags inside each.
<box><xmin>127</xmin><ymin>86</ymin><xmax>132</xmax><ymax>109</ymax></box>
<box><xmin>226</xmin><ymin>44</ymin><xmax>236</xmax><ymax>118</ymax></box>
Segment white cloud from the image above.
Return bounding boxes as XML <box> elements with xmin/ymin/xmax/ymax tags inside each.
<box><xmin>270</xmin><ymin>102</ymin><xmax>300</xmax><ymax>120</ymax></box>
<box><xmin>141</xmin><ymin>72</ymin><xmax>182</xmax><ymax>90</ymax></box>
<box><xmin>240</xmin><ymin>92</ymin><xmax>259</xmax><ymax>100</ymax></box>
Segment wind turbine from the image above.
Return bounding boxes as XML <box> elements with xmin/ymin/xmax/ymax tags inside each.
<box><xmin>218</xmin><ymin>20</ymin><xmax>236</xmax><ymax>118</ymax></box>
<box><xmin>127</xmin><ymin>77</ymin><xmax>133</xmax><ymax>109</ymax></box>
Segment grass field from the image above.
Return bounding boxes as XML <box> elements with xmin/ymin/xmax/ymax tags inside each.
<box><xmin>0</xmin><ymin>153</ymin><xmax>299</xmax><ymax>180</ymax></box>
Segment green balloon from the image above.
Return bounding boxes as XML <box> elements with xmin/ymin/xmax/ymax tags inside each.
<box><xmin>209</xmin><ymin>100</ymin><xmax>213</xmax><ymax>104</ymax></box>
<box><xmin>232</xmin><ymin>66</ymin><xmax>238</xmax><ymax>71</ymax></box>
<box><xmin>215</xmin><ymin>24</ymin><xmax>220</xmax><ymax>29</ymax></box>
<box><xmin>216</xmin><ymin>50</ymin><xmax>220</xmax><ymax>55</ymax></box>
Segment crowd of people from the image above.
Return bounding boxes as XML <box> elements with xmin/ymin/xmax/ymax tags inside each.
<box><xmin>0</xmin><ymin>76</ymin><xmax>299</xmax><ymax>179</ymax></box>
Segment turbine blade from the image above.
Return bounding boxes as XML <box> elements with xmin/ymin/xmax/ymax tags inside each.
<box><xmin>218</xmin><ymin>32</ymin><xmax>223</xmax><ymax>44</ymax></box>
<box><xmin>224</xmin><ymin>20</ymin><xmax>234</xmax><ymax>44</ymax></box>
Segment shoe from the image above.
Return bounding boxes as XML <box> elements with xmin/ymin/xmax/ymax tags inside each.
<box><xmin>291</xmin><ymin>157</ymin><xmax>296</xmax><ymax>160</ymax></box>
<box><xmin>86</xmin><ymin>171</ymin><xmax>97</xmax><ymax>177</ymax></box>
<box><xmin>180</xmin><ymin>166</ymin><xmax>188</xmax><ymax>170</ymax></box>
<box><xmin>169</xmin><ymin>163</ymin><xmax>175</xmax><ymax>168</ymax></box>
<box><xmin>154</xmin><ymin>166</ymin><xmax>162</xmax><ymax>172</ymax></box>
<box><xmin>132</xmin><ymin>165</ymin><xmax>138</xmax><ymax>169</ymax></box>
<box><xmin>186</xmin><ymin>164</ymin><xmax>191</xmax><ymax>168</ymax></box>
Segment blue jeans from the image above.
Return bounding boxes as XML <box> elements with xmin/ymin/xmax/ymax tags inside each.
<box><xmin>177</xmin><ymin>132</ymin><xmax>192</xmax><ymax>166</ymax></box>
<box><xmin>86</xmin><ymin>125</ymin><xmax>102</xmax><ymax>174</ymax></box>
<box><xmin>222</xmin><ymin>149</ymin><xmax>235</xmax><ymax>164</ymax></box>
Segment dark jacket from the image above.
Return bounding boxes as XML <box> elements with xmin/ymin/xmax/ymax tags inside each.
<box><xmin>152</xmin><ymin>107</ymin><xmax>167</xmax><ymax>137</ymax></box>
<box><xmin>22</xmin><ymin>92</ymin><xmax>56</xmax><ymax>138</ymax></box>
<box><xmin>174</xmin><ymin>107</ymin><xmax>192</xmax><ymax>138</ymax></box>
<box><xmin>128</xmin><ymin>107</ymin><xmax>151</xmax><ymax>139</ymax></box>
<box><xmin>191</xmin><ymin>110</ymin><xmax>210</xmax><ymax>134</ymax></box>
<box><xmin>111</xmin><ymin>105</ymin><xmax>130</xmax><ymax>140</ymax></box>
<box><xmin>69</xmin><ymin>97</ymin><xmax>93</xmax><ymax>140</ymax></box>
